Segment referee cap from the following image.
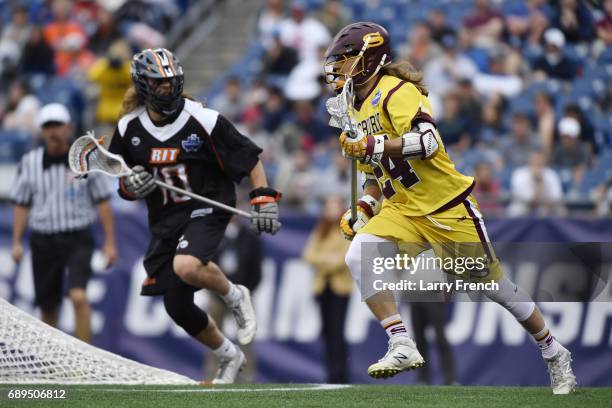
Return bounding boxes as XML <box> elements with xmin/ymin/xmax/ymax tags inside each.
<box><xmin>38</xmin><ymin>103</ymin><xmax>71</xmax><ymax>128</ymax></box>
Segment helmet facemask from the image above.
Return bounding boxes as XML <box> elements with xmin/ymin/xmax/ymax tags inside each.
<box><xmin>323</xmin><ymin>31</ymin><xmax>389</xmax><ymax>93</ymax></box>
<box><xmin>324</xmin><ymin>54</ymin><xmax>366</xmax><ymax>92</ymax></box>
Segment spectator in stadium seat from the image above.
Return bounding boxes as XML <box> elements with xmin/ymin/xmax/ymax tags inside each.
<box><xmin>204</xmin><ymin>216</ymin><xmax>263</xmax><ymax>383</ymax></box>
<box><xmin>315</xmin><ymin>0</ymin><xmax>351</xmax><ymax>37</ymax></box>
<box><xmin>315</xmin><ymin>151</ymin><xmax>351</xmax><ymax>202</ymax></box>
<box><xmin>472</xmin><ymin>161</ymin><xmax>503</xmax><ymax>216</ymax></box>
<box><xmin>455</xmin><ymin>78</ymin><xmax>483</xmax><ymax>137</ymax></box>
<box><xmin>427</xmin><ymin>8</ymin><xmax>455</xmax><ymax>46</ymax></box>
<box><xmin>531</xmin><ymin>28</ymin><xmax>578</xmax><ymax>81</ymax></box>
<box><xmin>44</xmin><ymin>0</ymin><xmax>88</xmax><ymax>76</ymax></box>
<box><xmin>262</xmin><ymin>86</ymin><xmax>289</xmax><ymax>133</ymax></box>
<box><xmin>595</xmin><ymin>0</ymin><xmax>612</xmax><ymax>47</ymax></box>
<box><xmin>275</xmin><ymin>150</ymin><xmax>316</xmax><ymax>211</ymax></box>
<box><xmin>276</xmin><ymin>99</ymin><xmax>331</xmax><ymax>153</ymax></box>
<box><xmin>261</xmin><ymin>30</ymin><xmax>299</xmax><ymax>78</ymax></box>
<box><xmin>21</xmin><ymin>26</ymin><xmax>55</xmax><ymax>76</ymax></box>
<box><xmin>237</xmin><ymin>106</ymin><xmax>277</xmax><ymax>170</ymax></box>
<box><xmin>56</xmin><ymin>31</ymin><xmax>96</xmax><ymax>77</ymax></box>
<box><xmin>398</xmin><ymin>21</ymin><xmax>441</xmax><ymax>70</ymax></box>
<box><xmin>437</xmin><ymin>92</ymin><xmax>470</xmax><ymax>148</ymax></box>
<box><xmin>550</xmin><ymin>0</ymin><xmax>595</xmax><ymax>43</ymax></box>
<box><xmin>479</xmin><ymin>96</ymin><xmax>507</xmax><ymax>144</ymax></box>
<box><xmin>423</xmin><ymin>33</ymin><xmax>478</xmax><ymax>97</ymax></box>
<box><xmin>88</xmin><ymin>6</ymin><xmax>120</xmax><ymax>54</ymax></box>
<box><xmin>532</xmin><ymin>91</ymin><xmax>557</xmax><ymax>154</ymax></box>
<box><xmin>463</xmin><ymin>0</ymin><xmax>504</xmax><ymax>49</ymax></box>
<box><xmin>1</xmin><ymin>5</ymin><xmax>32</xmax><ymax>48</ymax></box>
<box><xmin>563</xmin><ymin>104</ymin><xmax>599</xmax><ymax>156</ymax></box>
<box><xmin>302</xmin><ymin>195</ymin><xmax>352</xmax><ymax>384</ymax></box>
<box><xmin>508</xmin><ymin>151</ymin><xmax>564</xmax><ymax>216</ymax></box>
<box><xmin>505</xmin><ymin>0</ymin><xmax>550</xmax><ymax>46</ymax></box>
<box><xmin>256</xmin><ymin>0</ymin><xmax>286</xmax><ymax>47</ymax></box>
<box><xmin>1</xmin><ymin>79</ymin><xmax>41</xmax><ymax>136</ymax></box>
<box><xmin>87</xmin><ymin>40</ymin><xmax>132</xmax><ymax>127</ymax></box>
<box><xmin>551</xmin><ymin>117</ymin><xmax>591</xmax><ymax>193</ymax></box>
<box><xmin>210</xmin><ymin>76</ymin><xmax>245</xmax><ymax>123</ymax></box>
<box><xmin>499</xmin><ymin>112</ymin><xmax>542</xmax><ymax>168</ymax></box>
<box><xmin>278</xmin><ymin>1</ymin><xmax>330</xmax><ymax>63</ymax></box>
<box><xmin>473</xmin><ymin>50</ymin><xmax>523</xmax><ymax>98</ymax></box>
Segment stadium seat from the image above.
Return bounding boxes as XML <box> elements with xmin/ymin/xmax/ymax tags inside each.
<box><xmin>0</xmin><ymin>130</ymin><xmax>31</xmax><ymax>163</ymax></box>
<box><xmin>598</xmin><ymin>47</ymin><xmax>612</xmax><ymax>64</ymax></box>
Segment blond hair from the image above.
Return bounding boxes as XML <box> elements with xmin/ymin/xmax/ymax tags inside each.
<box><xmin>380</xmin><ymin>60</ymin><xmax>428</xmax><ymax>96</ymax></box>
<box><xmin>119</xmin><ymin>86</ymin><xmax>199</xmax><ymax>117</ymax></box>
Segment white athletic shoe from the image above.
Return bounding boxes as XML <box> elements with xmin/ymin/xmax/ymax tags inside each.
<box><xmin>231</xmin><ymin>285</ymin><xmax>257</xmax><ymax>345</ymax></box>
<box><xmin>212</xmin><ymin>348</ymin><xmax>246</xmax><ymax>384</ymax></box>
<box><xmin>546</xmin><ymin>346</ymin><xmax>577</xmax><ymax>395</ymax></box>
<box><xmin>367</xmin><ymin>337</ymin><xmax>425</xmax><ymax>379</ymax></box>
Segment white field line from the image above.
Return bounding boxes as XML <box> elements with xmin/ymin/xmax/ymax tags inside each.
<box><xmin>61</xmin><ymin>384</ymin><xmax>352</xmax><ymax>393</ymax></box>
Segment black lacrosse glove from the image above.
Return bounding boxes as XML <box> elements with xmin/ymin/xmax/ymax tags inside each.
<box><xmin>120</xmin><ymin>165</ymin><xmax>156</xmax><ymax>200</ymax></box>
<box><xmin>249</xmin><ymin>187</ymin><xmax>282</xmax><ymax>235</ymax></box>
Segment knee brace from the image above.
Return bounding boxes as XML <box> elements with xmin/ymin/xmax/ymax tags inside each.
<box><xmin>345</xmin><ymin>233</ymin><xmax>397</xmax><ymax>298</ymax></box>
<box><xmin>484</xmin><ymin>276</ymin><xmax>535</xmax><ymax>322</ymax></box>
<box><xmin>163</xmin><ymin>287</ymin><xmax>209</xmax><ymax>336</ymax></box>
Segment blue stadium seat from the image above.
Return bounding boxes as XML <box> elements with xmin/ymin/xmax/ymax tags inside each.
<box><xmin>598</xmin><ymin>47</ymin><xmax>612</xmax><ymax>64</ymax></box>
<box><xmin>0</xmin><ymin>130</ymin><xmax>31</xmax><ymax>163</ymax></box>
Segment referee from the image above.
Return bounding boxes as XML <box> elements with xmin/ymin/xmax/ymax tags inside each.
<box><xmin>10</xmin><ymin>103</ymin><xmax>117</xmax><ymax>343</ymax></box>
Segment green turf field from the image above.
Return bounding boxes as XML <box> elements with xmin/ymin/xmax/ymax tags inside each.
<box><xmin>1</xmin><ymin>384</ymin><xmax>611</xmax><ymax>408</ymax></box>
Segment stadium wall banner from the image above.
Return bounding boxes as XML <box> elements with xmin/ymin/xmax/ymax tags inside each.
<box><xmin>0</xmin><ymin>208</ymin><xmax>611</xmax><ymax>386</ymax></box>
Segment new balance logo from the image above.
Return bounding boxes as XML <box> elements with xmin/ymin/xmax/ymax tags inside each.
<box><xmin>390</xmin><ymin>326</ymin><xmax>407</xmax><ymax>335</ymax></box>
<box><xmin>394</xmin><ymin>353</ymin><xmax>408</xmax><ymax>365</ymax></box>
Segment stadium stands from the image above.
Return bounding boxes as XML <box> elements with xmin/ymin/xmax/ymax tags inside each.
<box><xmin>200</xmin><ymin>0</ymin><xmax>610</xmax><ymax>216</ymax></box>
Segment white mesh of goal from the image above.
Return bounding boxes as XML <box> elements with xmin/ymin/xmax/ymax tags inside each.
<box><xmin>0</xmin><ymin>299</ymin><xmax>196</xmax><ymax>384</ymax></box>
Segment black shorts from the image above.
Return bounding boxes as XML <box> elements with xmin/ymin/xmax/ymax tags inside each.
<box><xmin>29</xmin><ymin>229</ymin><xmax>94</xmax><ymax>310</ymax></box>
<box><xmin>141</xmin><ymin>213</ymin><xmax>231</xmax><ymax>296</ymax></box>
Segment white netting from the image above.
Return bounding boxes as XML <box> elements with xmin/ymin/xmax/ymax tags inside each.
<box><xmin>68</xmin><ymin>132</ymin><xmax>131</xmax><ymax>178</ymax></box>
<box><xmin>0</xmin><ymin>299</ymin><xmax>196</xmax><ymax>384</ymax></box>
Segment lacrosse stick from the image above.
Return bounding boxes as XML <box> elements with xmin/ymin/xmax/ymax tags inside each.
<box><xmin>69</xmin><ymin>132</ymin><xmax>252</xmax><ymax>219</ymax></box>
<box><xmin>325</xmin><ymin>35</ymin><xmax>375</xmax><ymax>223</ymax></box>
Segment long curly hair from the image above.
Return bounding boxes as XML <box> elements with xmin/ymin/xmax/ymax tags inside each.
<box><xmin>118</xmin><ymin>86</ymin><xmax>199</xmax><ymax>117</ymax></box>
<box><xmin>380</xmin><ymin>60</ymin><xmax>428</xmax><ymax>96</ymax></box>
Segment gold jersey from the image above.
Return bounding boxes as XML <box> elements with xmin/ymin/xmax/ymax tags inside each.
<box><xmin>354</xmin><ymin>75</ymin><xmax>474</xmax><ymax>216</ymax></box>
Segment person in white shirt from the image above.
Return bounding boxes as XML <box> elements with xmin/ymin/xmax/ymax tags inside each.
<box><xmin>508</xmin><ymin>151</ymin><xmax>565</xmax><ymax>217</ymax></box>
<box><xmin>278</xmin><ymin>1</ymin><xmax>330</xmax><ymax>63</ymax></box>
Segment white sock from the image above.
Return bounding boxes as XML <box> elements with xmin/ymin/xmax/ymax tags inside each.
<box><xmin>212</xmin><ymin>337</ymin><xmax>237</xmax><ymax>359</ymax></box>
<box><xmin>222</xmin><ymin>283</ymin><xmax>242</xmax><ymax>307</ymax></box>
<box><xmin>533</xmin><ymin>326</ymin><xmax>561</xmax><ymax>359</ymax></box>
<box><xmin>380</xmin><ymin>314</ymin><xmax>410</xmax><ymax>340</ymax></box>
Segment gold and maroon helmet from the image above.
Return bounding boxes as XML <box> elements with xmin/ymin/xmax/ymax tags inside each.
<box><xmin>323</xmin><ymin>22</ymin><xmax>391</xmax><ymax>91</ymax></box>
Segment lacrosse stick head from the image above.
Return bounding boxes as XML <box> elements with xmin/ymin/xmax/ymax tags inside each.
<box><xmin>69</xmin><ymin>131</ymin><xmax>132</xmax><ymax>178</ymax></box>
<box><xmin>325</xmin><ymin>77</ymin><xmax>360</xmax><ymax>138</ymax></box>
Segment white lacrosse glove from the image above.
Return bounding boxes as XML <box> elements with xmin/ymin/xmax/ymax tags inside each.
<box><xmin>339</xmin><ymin>194</ymin><xmax>381</xmax><ymax>240</ymax></box>
<box><xmin>120</xmin><ymin>165</ymin><xmax>156</xmax><ymax>199</ymax></box>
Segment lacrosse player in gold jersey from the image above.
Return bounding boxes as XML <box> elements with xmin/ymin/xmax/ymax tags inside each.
<box><xmin>323</xmin><ymin>22</ymin><xmax>576</xmax><ymax>394</ymax></box>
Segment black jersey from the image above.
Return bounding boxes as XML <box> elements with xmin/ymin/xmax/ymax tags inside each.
<box><xmin>109</xmin><ymin>98</ymin><xmax>262</xmax><ymax>237</ymax></box>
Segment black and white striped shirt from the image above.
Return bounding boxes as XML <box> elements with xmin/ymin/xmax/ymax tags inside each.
<box><xmin>10</xmin><ymin>147</ymin><xmax>112</xmax><ymax>234</ymax></box>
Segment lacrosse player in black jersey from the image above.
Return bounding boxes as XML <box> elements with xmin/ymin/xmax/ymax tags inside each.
<box><xmin>108</xmin><ymin>48</ymin><xmax>281</xmax><ymax>384</ymax></box>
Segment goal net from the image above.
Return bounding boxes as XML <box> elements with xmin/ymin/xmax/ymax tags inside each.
<box><xmin>0</xmin><ymin>299</ymin><xmax>196</xmax><ymax>384</ymax></box>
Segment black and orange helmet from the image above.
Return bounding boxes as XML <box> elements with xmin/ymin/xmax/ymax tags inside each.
<box><xmin>131</xmin><ymin>48</ymin><xmax>184</xmax><ymax>115</ymax></box>
<box><xmin>324</xmin><ymin>22</ymin><xmax>391</xmax><ymax>90</ymax></box>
